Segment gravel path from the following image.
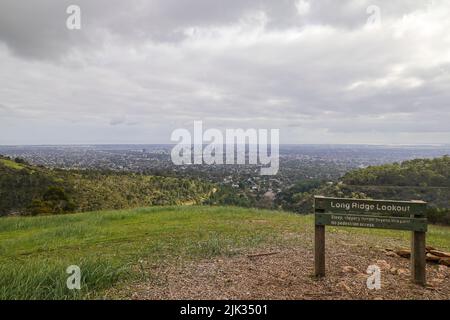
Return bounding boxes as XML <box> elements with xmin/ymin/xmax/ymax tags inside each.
<box><xmin>110</xmin><ymin>232</ymin><xmax>450</xmax><ymax>300</ymax></box>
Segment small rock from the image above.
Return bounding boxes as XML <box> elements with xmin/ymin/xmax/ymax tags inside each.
<box><xmin>338</xmin><ymin>281</ymin><xmax>352</xmax><ymax>293</ymax></box>
<box><xmin>385</xmin><ymin>251</ymin><xmax>398</xmax><ymax>257</ymax></box>
<box><xmin>376</xmin><ymin>260</ymin><xmax>391</xmax><ymax>270</ymax></box>
<box><xmin>396</xmin><ymin>268</ymin><xmax>410</xmax><ymax>276</ymax></box>
<box><xmin>389</xmin><ymin>267</ymin><xmax>398</xmax><ymax>275</ymax></box>
<box><xmin>342</xmin><ymin>266</ymin><xmax>359</xmax><ymax>273</ymax></box>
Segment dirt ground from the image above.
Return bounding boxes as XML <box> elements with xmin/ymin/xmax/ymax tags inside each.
<box><xmin>111</xmin><ymin>232</ymin><xmax>450</xmax><ymax>300</ymax></box>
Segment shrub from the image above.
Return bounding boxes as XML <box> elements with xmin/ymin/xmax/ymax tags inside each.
<box><xmin>427</xmin><ymin>208</ymin><xmax>450</xmax><ymax>226</ymax></box>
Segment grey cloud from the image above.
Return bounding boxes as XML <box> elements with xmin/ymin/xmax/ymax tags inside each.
<box><xmin>0</xmin><ymin>0</ymin><xmax>426</xmax><ymax>59</ymax></box>
<box><xmin>109</xmin><ymin>116</ymin><xmax>126</xmax><ymax>126</ymax></box>
<box><xmin>0</xmin><ymin>0</ymin><xmax>449</xmax><ymax>144</ymax></box>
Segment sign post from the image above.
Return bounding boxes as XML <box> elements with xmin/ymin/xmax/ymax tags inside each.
<box><xmin>411</xmin><ymin>211</ymin><xmax>426</xmax><ymax>285</ymax></box>
<box><xmin>313</xmin><ymin>196</ymin><xmax>427</xmax><ymax>286</ymax></box>
<box><xmin>314</xmin><ymin>223</ymin><xmax>325</xmax><ymax>277</ymax></box>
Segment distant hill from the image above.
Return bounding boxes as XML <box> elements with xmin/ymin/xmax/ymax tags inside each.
<box><xmin>0</xmin><ymin>156</ymin><xmax>213</xmax><ymax>216</ymax></box>
<box><xmin>278</xmin><ymin>156</ymin><xmax>450</xmax><ymax>224</ymax></box>
<box><xmin>342</xmin><ymin>156</ymin><xmax>450</xmax><ymax>188</ymax></box>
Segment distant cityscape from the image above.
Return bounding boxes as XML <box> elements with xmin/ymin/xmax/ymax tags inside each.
<box><xmin>1</xmin><ymin>144</ymin><xmax>449</xmax><ymax>201</ymax></box>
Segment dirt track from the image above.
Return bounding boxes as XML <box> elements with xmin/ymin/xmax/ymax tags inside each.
<box><xmin>111</xmin><ymin>233</ymin><xmax>450</xmax><ymax>300</ymax></box>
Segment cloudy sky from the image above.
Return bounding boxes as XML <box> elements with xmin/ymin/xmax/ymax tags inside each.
<box><xmin>0</xmin><ymin>0</ymin><xmax>449</xmax><ymax>145</ymax></box>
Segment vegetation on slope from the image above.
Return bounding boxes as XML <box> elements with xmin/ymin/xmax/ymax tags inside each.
<box><xmin>0</xmin><ymin>156</ymin><xmax>213</xmax><ymax>216</ymax></box>
<box><xmin>342</xmin><ymin>156</ymin><xmax>450</xmax><ymax>187</ymax></box>
<box><xmin>277</xmin><ymin>156</ymin><xmax>450</xmax><ymax>224</ymax></box>
<box><xmin>1</xmin><ymin>154</ymin><xmax>449</xmax><ymax>224</ymax></box>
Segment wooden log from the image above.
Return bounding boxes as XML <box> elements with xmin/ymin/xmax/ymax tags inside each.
<box><xmin>425</xmin><ymin>253</ymin><xmax>441</xmax><ymax>263</ymax></box>
<box><xmin>395</xmin><ymin>249</ymin><xmax>411</xmax><ymax>258</ymax></box>
<box><xmin>429</xmin><ymin>250</ymin><xmax>450</xmax><ymax>258</ymax></box>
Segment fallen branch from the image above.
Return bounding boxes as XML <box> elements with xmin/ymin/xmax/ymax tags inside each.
<box><xmin>386</xmin><ymin>247</ymin><xmax>450</xmax><ymax>266</ymax></box>
<box><xmin>247</xmin><ymin>251</ymin><xmax>280</xmax><ymax>258</ymax></box>
<box><xmin>426</xmin><ymin>253</ymin><xmax>441</xmax><ymax>263</ymax></box>
<box><xmin>429</xmin><ymin>250</ymin><xmax>450</xmax><ymax>258</ymax></box>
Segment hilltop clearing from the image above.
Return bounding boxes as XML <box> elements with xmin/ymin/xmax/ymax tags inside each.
<box><xmin>0</xmin><ymin>206</ymin><xmax>449</xmax><ymax>299</ymax></box>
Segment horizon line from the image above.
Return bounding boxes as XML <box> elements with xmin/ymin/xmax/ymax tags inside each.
<box><xmin>1</xmin><ymin>143</ymin><xmax>449</xmax><ymax>147</ymax></box>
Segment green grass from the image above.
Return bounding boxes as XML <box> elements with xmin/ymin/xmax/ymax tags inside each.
<box><xmin>0</xmin><ymin>159</ymin><xmax>25</xmax><ymax>170</ymax></box>
<box><xmin>0</xmin><ymin>205</ymin><xmax>449</xmax><ymax>299</ymax></box>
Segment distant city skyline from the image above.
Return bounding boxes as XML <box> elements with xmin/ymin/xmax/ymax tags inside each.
<box><xmin>1</xmin><ymin>1</ymin><xmax>450</xmax><ymax>145</ymax></box>
<box><xmin>1</xmin><ymin>143</ymin><xmax>450</xmax><ymax>147</ymax></box>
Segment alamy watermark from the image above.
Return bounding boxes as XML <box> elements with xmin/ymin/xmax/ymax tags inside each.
<box><xmin>366</xmin><ymin>265</ymin><xmax>381</xmax><ymax>290</ymax></box>
<box><xmin>170</xmin><ymin>121</ymin><xmax>279</xmax><ymax>175</ymax></box>
<box><xmin>66</xmin><ymin>265</ymin><xmax>81</xmax><ymax>290</ymax></box>
<box><xmin>66</xmin><ymin>5</ymin><xmax>81</xmax><ymax>30</ymax></box>
<box><xmin>366</xmin><ymin>5</ymin><xmax>381</xmax><ymax>28</ymax></box>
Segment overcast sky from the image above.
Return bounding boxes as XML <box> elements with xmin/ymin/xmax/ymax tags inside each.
<box><xmin>0</xmin><ymin>0</ymin><xmax>449</xmax><ymax>145</ymax></box>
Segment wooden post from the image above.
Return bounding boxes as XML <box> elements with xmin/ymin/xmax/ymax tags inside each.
<box><xmin>314</xmin><ymin>224</ymin><xmax>325</xmax><ymax>277</ymax></box>
<box><xmin>314</xmin><ymin>196</ymin><xmax>326</xmax><ymax>277</ymax></box>
<box><xmin>411</xmin><ymin>230</ymin><xmax>426</xmax><ymax>286</ymax></box>
<box><xmin>410</xmin><ymin>201</ymin><xmax>427</xmax><ymax>286</ymax></box>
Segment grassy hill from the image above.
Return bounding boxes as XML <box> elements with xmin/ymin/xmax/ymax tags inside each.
<box><xmin>0</xmin><ymin>156</ymin><xmax>213</xmax><ymax>216</ymax></box>
<box><xmin>281</xmin><ymin>156</ymin><xmax>450</xmax><ymax>224</ymax></box>
<box><xmin>342</xmin><ymin>156</ymin><xmax>450</xmax><ymax>187</ymax></box>
<box><xmin>1</xmin><ymin>205</ymin><xmax>449</xmax><ymax>300</ymax></box>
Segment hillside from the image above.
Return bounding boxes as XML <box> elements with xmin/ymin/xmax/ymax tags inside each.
<box><xmin>0</xmin><ymin>205</ymin><xmax>449</xmax><ymax>300</ymax></box>
<box><xmin>0</xmin><ymin>156</ymin><xmax>213</xmax><ymax>216</ymax></box>
<box><xmin>343</xmin><ymin>156</ymin><xmax>450</xmax><ymax>187</ymax></box>
<box><xmin>2</xmin><ymin>154</ymin><xmax>449</xmax><ymax>222</ymax></box>
<box><xmin>279</xmin><ymin>156</ymin><xmax>450</xmax><ymax>224</ymax></box>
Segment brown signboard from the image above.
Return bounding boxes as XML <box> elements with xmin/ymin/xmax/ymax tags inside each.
<box><xmin>313</xmin><ymin>196</ymin><xmax>428</xmax><ymax>286</ymax></box>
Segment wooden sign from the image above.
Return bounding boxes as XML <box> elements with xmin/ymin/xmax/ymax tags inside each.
<box><xmin>314</xmin><ymin>196</ymin><xmax>427</xmax><ymax>286</ymax></box>
<box><xmin>314</xmin><ymin>197</ymin><xmax>426</xmax><ymax>216</ymax></box>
